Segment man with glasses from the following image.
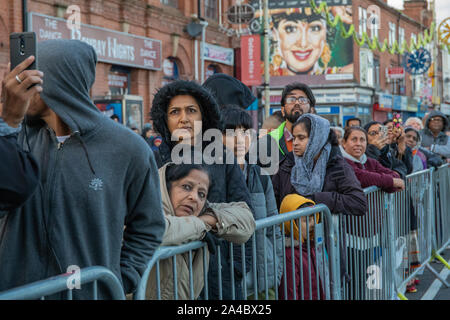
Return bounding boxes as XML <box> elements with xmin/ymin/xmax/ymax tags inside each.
<box><xmin>420</xmin><ymin>111</ymin><xmax>450</xmax><ymax>161</ymax></box>
<box><xmin>266</xmin><ymin>82</ymin><xmax>316</xmax><ymax>165</ymax></box>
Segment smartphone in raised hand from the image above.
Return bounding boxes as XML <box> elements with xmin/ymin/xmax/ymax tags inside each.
<box><xmin>10</xmin><ymin>32</ymin><xmax>37</xmax><ymax>71</ymax></box>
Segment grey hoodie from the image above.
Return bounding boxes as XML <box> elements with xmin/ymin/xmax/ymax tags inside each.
<box><xmin>0</xmin><ymin>40</ymin><xmax>165</xmax><ymax>298</ymax></box>
<box><xmin>421</xmin><ymin>110</ymin><xmax>450</xmax><ymax>159</ymax></box>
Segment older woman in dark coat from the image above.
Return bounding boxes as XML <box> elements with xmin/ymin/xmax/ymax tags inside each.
<box><xmin>272</xmin><ymin>114</ymin><xmax>367</xmax><ymax>216</ymax></box>
<box><xmin>150</xmin><ymin>80</ymin><xmax>254</xmax><ymax>299</ymax></box>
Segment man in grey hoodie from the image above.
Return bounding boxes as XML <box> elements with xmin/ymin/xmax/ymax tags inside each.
<box><xmin>420</xmin><ymin>110</ymin><xmax>450</xmax><ymax>161</ymax></box>
<box><xmin>0</xmin><ymin>40</ymin><xmax>165</xmax><ymax>299</ymax></box>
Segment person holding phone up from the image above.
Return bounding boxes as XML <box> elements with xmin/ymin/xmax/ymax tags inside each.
<box><xmin>0</xmin><ymin>56</ymin><xmax>41</xmax><ymax>211</ymax></box>
<box><xmin>364</xmin><ymin>121</ymin><xmax>409</xmax><ymax>178</ymax></box>
<box><xmin>0</xmin><ymin>39</ymin><xmax>165</xmax><ymax>299</ymax></box>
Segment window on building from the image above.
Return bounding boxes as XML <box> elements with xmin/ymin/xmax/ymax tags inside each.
<box><xmin>399</xmin><ymin>27</ymin><xmax>405</xmax><ymax>46</ymax></box>
<box><xmin>374</xmin><ymin>58</ymin><xmax>380</xmax><ymax>89</ymax></box>
<box><xmin>411</xmin><ymin>33</ymin><xmax>417</xmax><ymax>48</ymax></box>
<box><xmin>160</xmin><ymin>0</ymin><xmax>178</xmax><ymax>8</ymax></box>
<box><xmin>204</xmin><ymin>0</ymin><xmax>217</xmax><ymax>20</ymax></box>
<box><xmin>389</xmin><ymin>22</ymin><xmax>396</xmax><ymax>46</ymax></box>
<box><xmin>359</xmin><ymin>7</ymin><xmax>367</xmax><ymax>36</ymax></box>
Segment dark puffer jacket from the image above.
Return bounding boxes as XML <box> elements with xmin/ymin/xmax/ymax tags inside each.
<box><xmin>272</xmin><ymin>145</ymin><xmax>367</xmax><ymax>216</ymax></box>
<box><xmin>150</xmin><ymin>80</ymin><xmax>254</xmax><ymax>299</ymax></box>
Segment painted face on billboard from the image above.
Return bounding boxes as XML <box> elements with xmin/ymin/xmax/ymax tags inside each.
<box><xmin>275</xmin><ymin>17</ymin><xmax>326</xmax><ymax>74</ymax></box>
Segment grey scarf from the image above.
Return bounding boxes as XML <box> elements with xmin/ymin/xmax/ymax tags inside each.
<box><xmin>339</xmin><ymin>145</ymin><xmax>368</xmax><ymax>165</ymax></box>
<box><xmin>291</xmin><ymin>114</ymin><xmax>332</xmax><ymax>196</ymax></box>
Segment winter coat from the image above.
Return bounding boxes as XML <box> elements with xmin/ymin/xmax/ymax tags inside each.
<box><xmin>419</xmin><ymin>147</ymin><xmax>443</xmax><ymax>168</ymax></box>
<box><xmin>272</xmin><ymin>146</ymin><xmax>367</xmax><ymax>216</ymax></box>
<box><xmin>365</xmin><ymin>144</ymin><xmax>409</xmax><ymax>178</ymax></box>
<box><xmin>243</xmin><ymin>164</ymin><xmax>283</xmax><ymax>294</ymax></box>
<box><xmin>278</xmin><ymin>244</ymin><xmax>324</xmax><ymax>300</ymax></box>
<box><xmin>343</xmin><ymin>157</ymin><xmax>400</xmax><ymax>193</ymax></box>
<box><xmin>420</xmin><ymin>110</ymin><xmax>450</xmax><ymax>159</ymax></box>
<box><xmin>150</xmin><ymin>80</ymin><xmax>255</xmax><ymax>299</ymax></box>
<box><xmin>145</xmin><ymin>163</ymin><xmax>255</xmax><ymax>300</ymax></box>
<box><xmin>0</xmin><ymin>40</ymin><xmax>166</xmax><ymax>299</ymax></box>
<box><xmin>0</xmin><ymin>120</ymin><xmax>39</xmax><ymax>211</ymax></box>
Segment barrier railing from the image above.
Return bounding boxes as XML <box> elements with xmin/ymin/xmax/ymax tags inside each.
<box><xmin>0</xmin><ymin>266</ymin><xmax>125</xmax><ymax>300</ymax></box>
<box><xmin>338</xmin><ymin>165</ymin><xmax>450</xmax><ymax>300</ymax></box>
<box><xmin>134</xmin><ymin>204</ymin><xmax>341</xmax><ymax>300</ymax></box>
<box><xmin>338</xmin><ymin>186</ymin><xmax>394</xmax><ymax>300</ymax></box>
<box><xmin>1</xmin><ymin>166</ymin><xmax>448</xmax><ymax>300</ymax></box>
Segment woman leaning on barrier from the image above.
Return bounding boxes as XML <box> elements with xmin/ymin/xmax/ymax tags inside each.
<box><xmin>271</xmin><ymin>114</ymin><xmax>367</xmax><ymax>300</ymax></box>
<box><xmin>340</xmin><ymin>126</ymin><xmax>405</xmax><ymax>192</ymax></box>
<box><xmin>145</xmin><ymin>163</ymin><xmax>255</xmax><ymax>300</ymax></box>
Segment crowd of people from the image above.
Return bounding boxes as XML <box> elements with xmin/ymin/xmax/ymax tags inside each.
<box><xmin>1</xmin><ymin>39</ymin><xmax>449</xmax><ymax>300</ymax></box>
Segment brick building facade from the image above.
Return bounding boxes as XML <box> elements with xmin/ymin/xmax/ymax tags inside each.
<box><xmin>0</xmin><ymin>0</ymin><xmax>238</xmax><ymax>128</ymax></box>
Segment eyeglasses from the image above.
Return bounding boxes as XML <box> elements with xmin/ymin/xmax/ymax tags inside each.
<box><xmin>429</xmin><ymin>117</ymin><xmax>444</xmax><ymax>122</ymax></box>
<box><xmin>368</xmin><ymin>130</ymin><xmax>380</xmax><ymax>136</ymax></box>
<box><xmin>285</xmin><ymin>96</ymin><xmax>310</xmax><ymax>105</ymax></box>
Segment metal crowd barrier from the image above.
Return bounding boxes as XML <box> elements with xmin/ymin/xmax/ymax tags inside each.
<box><xmin>134</xmin><ymin>204</ymin><xmax>341</xmax><ymax>300</ymax></box>
<box><xmin>0</xmin><ymin>266</ymin><xmax>125</xmax><ymax>300</ymax></box>
<box><xmin>338</xmin><ymin>186</ymin><xmax>394</xmax><ymax>300</ymax></box>
<box><xmin>337</xmin><ymin>165</ymin><xmax>450</xmax><ymax>300</ymax></box>
<box><xmin>1</xmin><ymin>167</ymin><xmax>448</xmax><ymax>301</ymax></box>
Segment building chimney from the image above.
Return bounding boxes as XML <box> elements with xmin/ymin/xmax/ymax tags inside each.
<box><xmin>403</xmin><ymin>0</ymin><xmax>432</xmax><ymax>27</ymax></box>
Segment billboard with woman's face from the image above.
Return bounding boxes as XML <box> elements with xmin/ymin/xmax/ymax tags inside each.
<box><xmin>249</xmin><ymin>0</ymin><xmax>353</xmax><ymax>82</ymax></box>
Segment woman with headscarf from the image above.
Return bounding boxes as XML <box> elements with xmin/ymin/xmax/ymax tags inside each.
<box><xmin>145</xmin><ymin>163</ymin><xmax>255</xmax><ymax>300</ymax></box>
<box><xmin>150</xmin><ymin>80</ymin><xmax>254</xmax><ymax>299</ymax></box>
<box><xmin>272</xmin><ymin>114</ymin><xmax>367</xmax><ymax>216</ymax></box>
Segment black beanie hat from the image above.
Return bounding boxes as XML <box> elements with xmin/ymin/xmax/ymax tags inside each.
<box><xmin>202</xmin><ymin>73</ymin><xmax>257</xmax><ymax>109</ymax></box>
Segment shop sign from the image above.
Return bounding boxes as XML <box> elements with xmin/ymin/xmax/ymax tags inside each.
<box><xmin>204</xmin><ymin>43</ymin><xmax>234</xmax><ymax>66</ymax></box>
<box><xmin>393</xmin><ymin>95</ymin><xmax>402</xmax><ymax>110</ymax></box>
<box><xmin>315</xmin><ymin>93</ymin><xmax>356</xmax><ymax>104</ymax></box>
<box><xmin>240</xmin><ymin>35</ymin><xmax>261</xmax><ymax>86</ymax></box>
<box><xmin>407</xmin><ymin>97</ymin><xmax>418</xmax><ymax>112</ymax></box>
<box><xmin>30</xmin><ymin>12</ymin><xmax>162</xmax><ymax>70</ymax></box>
<box><xmin>378</xmin><ymin>93</ymin><xmax>393</xmax><ymax>110</ymax></box>
<box><xmin>400</xmin><ymin>96</ymin><xmax>408</xmax><ymax>111</ymax></box>
<box><xmin>315</xmin><ymin>106</ymin><xmax>340</xmax><ymax>115</ymax></box>
<box><xmin>387</xmin><ymin>67</ymin><xmax>405</xmax><ymax>80</ymax></box>
<box><xmin>441</xmin><ymin>103</ymin><xmax>450</xmax><ymax>115</ymax></box>
<box><xmin>358</xmin><ymin>94</ymin><xmax>372</xmax><ymax>105</ymax></box>
<box><xmin>108</xmin><ymin>73</ymin><xmax>128</xmax><ymax>88</ymax></box>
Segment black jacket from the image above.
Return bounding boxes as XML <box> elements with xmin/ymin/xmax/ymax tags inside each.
<box><xmin>151</xmin><ymin>80</ymin><xmax>255</xmax><ymax>299</ymax></box>
<box><xmin>0</xmin><ymin>133</ymin><xmax>39</xmax><ymax>211</ymax></box>
<box><xmin>365</xmin><ymin>144</ymin><xmax>412</xmax><ymax>178</ymax></box>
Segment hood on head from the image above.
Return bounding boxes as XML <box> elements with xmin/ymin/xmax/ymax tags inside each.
<box><xmin>425</xmin><ymin>110</ymin><xmax>449</xmax><ymax>132</ymax></box>
<box><xmin>280</xmin><ymin>194</ymin><xmax>316</xmax><ymax>241</ymax></box>
<box><xmin>297</xmin><ymin>114</ymin><xmax>330</xmax><ymax>162</ymax></box>
<box><xmin>150</xmin><ymin>80</ymin><xmax>221</xmax><ymax>149</ymax></box>
<box><xmin>202</xmin><ymin>73</ymin><xmax>257</xmax><ymax>110</ymax></box>
<box><xmin>35</xmin><ymin>39</ymin><xmax>102</xmax><ymax>135</ymax></box>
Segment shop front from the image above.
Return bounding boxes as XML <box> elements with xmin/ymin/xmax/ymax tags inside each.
<box><xmin>29</xmin><ymin>12</ymin><xmax>162</xmax><ymax>132</ymax></box>
<box><xmin>373</xmin><ymin>93</ymin><xmax>393</xmax><ymax>123</ymax></box>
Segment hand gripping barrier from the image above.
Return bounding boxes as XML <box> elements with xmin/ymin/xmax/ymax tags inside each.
<box><xmin>0</xmin><ymin>266</ymin><xmax>125</xmax><ymax>300</ymax></box>
<box><xmin>337</xmin><ymin>166</ymin><xmax>450</xmax><ymax>300</ymax></box>
<box><xmin>134</xmin><ymin>204</ymin><xmax>341</xmax><ymax>300</ymax></box>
